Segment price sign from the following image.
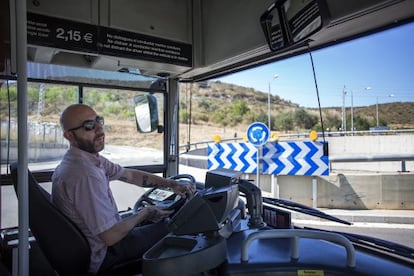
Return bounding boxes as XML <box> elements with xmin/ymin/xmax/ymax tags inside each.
<box><xmin>27</xmin><ymin>12</ymin><xmax>98</xmax><ymax>53</ymax></box>
<box><xmin>26</xmin><ymin>12</ymin><xmax>193</xmax><ymax>67</ymax></box>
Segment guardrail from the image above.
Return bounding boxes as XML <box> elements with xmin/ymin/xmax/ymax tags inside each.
<box><xmin>180</xmin><ymin>151</ymin><xmax>414</xmax><ymax>173</ymax></box>
<box><xmin>329</xmin><ymin>154</ymin><xmax>414</xmax><ymax>172</ymax></box>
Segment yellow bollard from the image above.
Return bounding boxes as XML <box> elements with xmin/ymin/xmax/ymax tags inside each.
<box><xmin>213</xmin><ymin>134</ymin><xmax>221</xmax><ymax>143</ymax></box>
<box><xmin>270</xmin><ymin>131</ymin><xmax>279</xmax><ymax>142</ymax></box>
<box><xmin>309</xmin><ymin>130</ymin><xmax>318</xmax><ymax>141</ymax></box>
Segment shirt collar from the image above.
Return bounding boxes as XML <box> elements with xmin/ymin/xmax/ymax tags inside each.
<box><xmin>68</xmin><ymin>146</ymin><xmax>102</xmax><ymax>167</ymax></box>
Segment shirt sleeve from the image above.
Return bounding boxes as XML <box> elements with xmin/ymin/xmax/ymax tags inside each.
<box><xmin>73</xmin><ymin>174</ymin><xmax>120</xmax><ymax>236</ymax></box>
<box><xmin>100</xmin><ymin>155</ymin><xmax>125</xmax><ymax>181</ymax></box>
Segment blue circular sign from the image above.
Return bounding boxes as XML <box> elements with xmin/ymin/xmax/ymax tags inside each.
<box><xmin>246</xmin><ymin>122</ymin><xmax>270</xmax><ymax>147</ymax></box>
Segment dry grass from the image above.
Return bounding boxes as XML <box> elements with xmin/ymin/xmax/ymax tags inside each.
<box><xmin>105</xmin><ymin>118</ymin><xmax>248</xmax><ymax>152</ymax></box>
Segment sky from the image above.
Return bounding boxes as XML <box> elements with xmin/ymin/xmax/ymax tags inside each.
<box><xmin>214</xmin><ymin>22</ymin><xmax>414</xmax><ymax>108</ymax></box>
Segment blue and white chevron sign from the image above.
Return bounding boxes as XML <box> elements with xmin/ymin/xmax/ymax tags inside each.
<box><xmin>262</xmin><ymin>141</ymin><xmax>329</xmax><ymax>176</ymax></box>
<box><xmin>207</xmin><ymin>141</ymin><xmax>329</xmax><ymax>176</ymax></box>
<box><xmin>208</xmin><ymin>143</ymin><xmax>257</xmax><ymax>173</ymax></box>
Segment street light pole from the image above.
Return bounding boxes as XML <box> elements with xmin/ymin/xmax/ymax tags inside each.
<box><xmin>341</xmin><ymin>85</ymin><xmax>346</xmax><ymax>132</ymax></box>
<box><xmin>376</xmin><ymin>96</ymin><xmax>379</xmax><ymax>127</ymax></box>
<box><xmin>351</xmin><ymin>90</ymin><xmax>354</xmax><ymax>134</ymax></box>
<box><xmin>268</xmin><ymin>74</ymin><xmax>279</xmax><ymax>130</ymax></box>
<box><xmin>351</xmin><ymin>86</ymin><xmax>371</xmax><ymax>134</ymax></box>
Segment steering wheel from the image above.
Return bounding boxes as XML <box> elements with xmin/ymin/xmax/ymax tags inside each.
<box><xmin>133</xmin><ymin>174</ymin><xmax>196</xmax><ymax>214</ymax></box>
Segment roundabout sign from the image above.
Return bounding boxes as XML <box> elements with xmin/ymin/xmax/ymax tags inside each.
<box><xmin>246</xmin><ymin>122</ymin><xmax>270</xmax><ymax>147</ymax></box>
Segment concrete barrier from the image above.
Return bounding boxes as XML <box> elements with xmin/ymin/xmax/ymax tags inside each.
<box><xmin>1</xmin><ymin>141</ymin><xmax>68</xmax><ymax>163</ymax></box>
<box><xmin>253</xmin><ymin>173</ymin><xmax>414</xmax><ymax>210</ymax></box>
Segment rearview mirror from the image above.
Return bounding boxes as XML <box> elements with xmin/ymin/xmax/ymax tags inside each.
<box><xmin>260</xmin><ymin>0</ymin><xmax>330</xmax><ymax>52</ymax></box>
<box><xmin>134</xmin><ymin>94</ymin><xmax>160</xmax><ymax>133</ymax></box>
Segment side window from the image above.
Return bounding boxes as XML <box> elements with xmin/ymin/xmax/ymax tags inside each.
<box><xmin>1</xmin><ymin>82</ymin><xmax>77</xmax><ymax>172</ymax></box>
<box><xmin>1</xmin><ymin>81</ymin><xmax>77</xmax><ymax>228</ymax></box>
<box><xmin>1</xmin><ymin>82</ymin><xmax>165</xmax><ymax>228</ymax></box>
<box><xmin>83</xmin><ymin>88</ymin><xmax>165</xmax><ymax>166</ymax></box>
<box><xmin>1</xmin><ymin>83</ymin><xmax>165</xmax><ymax>171</ymax></box>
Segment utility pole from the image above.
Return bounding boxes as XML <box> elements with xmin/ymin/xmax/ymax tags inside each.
<box><xmin>376</xmin><ymin>96</ymin><xmax>379</xmax><ymax>127</ymax></box>
<box><xmin>351</xmin><ymin>90</ymin><xmax>354</xmax><ymax>135</ymax></box>
<box><xmin>341</xmin><ymin>85</ymin><xmax>347</xmax><ymax>133</ymax></box>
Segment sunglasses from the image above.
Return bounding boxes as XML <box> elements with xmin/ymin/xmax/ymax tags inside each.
<box><xmin>68</xmin><ymin>116</ymin><xmax>104</xmax><ymax>132</ymax></box>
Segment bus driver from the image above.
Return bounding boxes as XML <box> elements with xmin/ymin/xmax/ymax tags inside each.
<box><xmin>51</xmin><ymin>104</ymin><xmax>195</xmax><ymax>274</ymax></box>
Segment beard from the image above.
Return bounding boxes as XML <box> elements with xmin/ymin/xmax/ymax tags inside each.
<box><xmin>72</xmin><ymin>132</ymin><xmax>105</xmax><ymax>153</ymax></box>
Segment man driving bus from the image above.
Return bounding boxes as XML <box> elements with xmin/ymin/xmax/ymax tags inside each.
<box><xmin>51</xmin><ymin>103</ymin><xmax>195</xmax><ymax>274</ymax></box>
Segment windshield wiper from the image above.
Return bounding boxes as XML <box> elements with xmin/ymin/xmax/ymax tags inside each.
<box><xmin>304</xmin><ymin>227</ymin><xmax>414</xmax><ymax>260</ymax></box>
<box><xmin>263</xmin><ymin>197</ymin><xmax>352</xmax><ymax>225</ymax></box>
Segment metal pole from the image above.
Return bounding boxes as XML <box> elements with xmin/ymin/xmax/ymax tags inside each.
<box><xmin>16</xmin><ymin>0</ymin><xmax>30</xmax><ymax>274</ymax></box>
<box><xmin>256</xmin><ymin>147</ymin><xmax>261</xmax><ymax>187</ymax></box>
<box><xmin>167</xmin><ymin>78</ymin><xmax>179</xmax><ymax>176</ymax></box>
<box><xmin>341</xmin><ymin>86</ymin><xmax>346</xmax><ymax>132</ymax></box>
<box><xmin>351</xmin><ymin>90</ymin><xmax>354</xmax><ymax>135</ymax></box>
<box><xmin>376</xmin><ymin>96</ymin><xmax>379</xmax><ymax>127</ymax></box>
<box><xmin>268</xmin><ymin>82</ymin><xmax>271</xmax><ymax>130</ymax></box>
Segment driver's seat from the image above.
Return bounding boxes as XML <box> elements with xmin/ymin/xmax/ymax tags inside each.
<box><xmin>10</xmin><ymin>162</ymin><xmax>141</xmax><ymax>276</ymax></box>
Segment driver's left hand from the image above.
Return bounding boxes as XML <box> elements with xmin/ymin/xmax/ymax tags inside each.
<box><xmin>169</xmin><ymin>180</ymin><xmax>196</xmax><ymax>198</ymax></box>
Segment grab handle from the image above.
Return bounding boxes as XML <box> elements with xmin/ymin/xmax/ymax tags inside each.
<box><xmin>241</xmin><ymin>229</ymin><xmax>355</xmax><ymax>268</ymax></box>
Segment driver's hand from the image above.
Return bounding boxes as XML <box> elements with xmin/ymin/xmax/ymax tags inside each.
<box><xmin>144</xmin><ymin>206</ymin><xmax>174</xmax><ymax>223</ymax></box>
<box><xmin>169</xmin><ymin>180</ymin><xmax>196</xmax><ymax>198</ymax></box>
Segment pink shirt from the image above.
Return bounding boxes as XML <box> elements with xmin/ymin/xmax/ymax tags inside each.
<box><xmin>51</xmin><ymin>146</ymin><xmax>124</xmax><ymax>273</ymax></box>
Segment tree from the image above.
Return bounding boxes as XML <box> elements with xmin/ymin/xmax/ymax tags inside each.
<box><xmin>274</xmin><ymin>113</ymin><xmax>294</xmax><ymax>131</ymax></box>
<box><xmin>179</xmin><ymin>108</ymin><xmax>190</xmax><ymax>124</ymax></box>
<box><xmin>294</xmin><ymin>109</ymin><xmax>318</xmax><ymax>129</ymax></box>
<box><xmin>354</xmin><ymin>115</ymin><xmax>370</xmax><ymax>130</ymax></box>
<box><xmin>323</xmin><ymin>112</ymin><xmax>341</xmax><ymax>131</ymax></box>
<box><xmin>230</xmin><ymin>100</ymin><xmax>250</xmax><ymax>116</ymax></box>
<box><xmin>246</xmin><ymin>110</ymin><xmax>267</xmax><ymax>125</ymax></box>
<box><xmin>213</xmin><ymin>108</ymin><xmax>229</xmax><ymax>128</ymax></box>
<box><xmin>227</xmin><ymin>100</ymin><xmax>250</xmax><ymax>126</ymax></box>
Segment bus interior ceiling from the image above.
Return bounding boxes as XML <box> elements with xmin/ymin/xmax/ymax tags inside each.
<box><xmin>1</xmin><ymin>0</ymin><xmax>413</xmax><ymax>82</ymax></box>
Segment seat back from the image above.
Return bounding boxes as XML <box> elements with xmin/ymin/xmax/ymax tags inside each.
<box><xmin>10</xmin><ymin>162</ymin><xmax>91</xmax><ymax>276</ymax></box>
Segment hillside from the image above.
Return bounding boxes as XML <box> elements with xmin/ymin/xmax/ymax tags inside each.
<box><xmin>177</xmin><ymin>81</ymin><xmax>414</xmax><ymax>146</ymax></box>
<box><xmin>1</xmin><ymin>81</ymin><xmax>412</xmax><ymax>151</ymax></box>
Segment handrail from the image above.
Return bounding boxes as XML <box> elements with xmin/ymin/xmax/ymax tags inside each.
<box><xmin>241</xmin><ymin>229</ymin><xmax>356</xmax><ymax>268</ymax></box>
